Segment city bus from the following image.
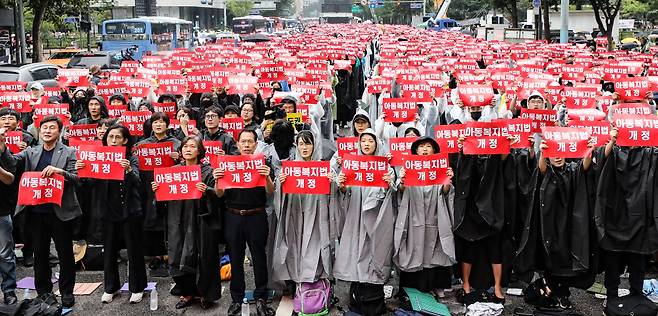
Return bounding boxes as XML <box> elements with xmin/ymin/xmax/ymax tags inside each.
<box><xmin>232</xmin><ymin>15</ymin><xmax>271</xmax><ymax>35</ymax></box>
<box><xmin>101</xmin><ymin>17</ymin><xmax>193</xmax><ymax>60</ymax></box>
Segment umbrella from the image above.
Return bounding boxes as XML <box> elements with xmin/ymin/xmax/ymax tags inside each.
<box><xmin>621</xmin><ymin>37</ymin><xmax>640</xmax><ymax>45</ymax></box>
<box><xmin>242</xmin><ymin>34</ymin><xmax>272</xmax><ymax>42</ymax></box>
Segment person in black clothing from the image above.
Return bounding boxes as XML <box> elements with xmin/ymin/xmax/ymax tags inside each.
<box><xmin>75</xmin><ymin>96</ymin><xmax>109</xmax><ymax>125</ymax></box>
<box><xmin>75</xmin><ymin>124</ymin><xmax>147</xmax><ymax>304</ymax></box>
<box><xmin>199</xmin><ymin>106</ymin><xmax>239</xmax><ymax>155</ymax></box>
<box><xmin>0</xmin><ymin>146</ymin><xmax>17</xmax><ymax>305</ymax></box>
<box><xmin>61</xmin><ymin>87</ymin><xmax>93</xmax><ymax>123</ymax></box>
<box><xmin>213</xmin><ymin>129</ymin><xmax>275</xmax><ymax>316</ymax></box>
<box><xmin>0</xmin><ymin>116</ymin><xmax>81</xmax><ymax>308</ymax></box>
<box><xmin>154</xmin><ymin>136</ymin><xmax>221</xmax><ymax>309</ymax></box>
<box><xmin>135</xmin><ymin>113</ymin><xmax>182</xmax><ymax>277</ymax></box>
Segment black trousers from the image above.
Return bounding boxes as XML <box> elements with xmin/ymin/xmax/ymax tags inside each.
<box><xmin>103</xmin><ymin>218</ymin><xmax>147</xmax><ymax>294</ymax></box>
<box><xmin>142</xmin><ymin>230</ymin><xmax>167</xmax><ymax>257</ymax></box>
<box><xmin>604</xmin><ymin>250</ymin><xmax>646</xmax><ymax>299</ymax></box>
<box><xmin>224</xmin><ymin>211</ymin><xmax>269</xmax><ymax>303</ymax></box>
<box><xmin>28</xmin><ymin>212</ymin><xmax>75</xmax><ymax>296</ymax></box>
<box><xmin>544</xmin><ymin>274</ymin><xmax>571</xmax><ymax>298</ymax></box>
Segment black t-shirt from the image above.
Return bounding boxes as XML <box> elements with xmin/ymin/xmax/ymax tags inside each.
<box><xmin>224</xmin><ymin>187</ymin><xmax>267</xmax><ymax>210</ymax></box>
<box><xmin>32</xmin><ymin>148</ymin><xmax>56</xmax><ymax>214</ymax></box>
<box><xmin>0</xmin><ymin>170</ymin><xmax>17</xmax><ymax>216</ymax></box>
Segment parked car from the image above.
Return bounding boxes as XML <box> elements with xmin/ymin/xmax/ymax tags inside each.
<box><xmin>66</xmin><ymin>51</ymin><xmax>123</xmax><ymax>70</ymax></box>
<box><xmin>0</xmin><ymin>63</ymin><xmax>61</xmax><ymax>87</ymax></box>
<box><xmin>46</xmin><ymin>48</ymin><xmax>82</xmax><ymax>67</ymax></box>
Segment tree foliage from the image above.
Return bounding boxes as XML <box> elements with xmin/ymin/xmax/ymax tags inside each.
<box><xmin>446</xmin><ymin>0</ymin><xmax>492</xmax><ymax>20</ymax></box>
<box><xmin>226</xmin><ymin>0</ymin><xmax>254</xmax><ymax>18</ymax></box>
<box><xmin>588</xmin><ymin>0</ymin><xmax>622</xmax><ymax>49</ymax></box>
<box><xmin>621</xmin><ymin>0</ymin><xmax>657</xmax><ymax>22</ymax></box>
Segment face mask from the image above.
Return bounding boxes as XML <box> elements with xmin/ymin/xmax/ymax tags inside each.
<box><xmin>200</xmin><ymin>100</ymin><xmax>212</xmax><ymax>108</ymax></box>
<box><xmin>470</xmin><ymin>111</ymin><xmax>482</xmax><ymax>121</ymax></box>
<box><xmin>75</xmin><ymin>96</ymin><xmax>85</xmax><ymax>102</ymax></box>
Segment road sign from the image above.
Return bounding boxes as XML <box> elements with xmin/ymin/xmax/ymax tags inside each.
<box><xmin>410</xmin><ymin>2</ymin><xmax>422</xmax><ymax>8</ymax></box>
<box><xmin>352</xmin><ymin>5</ymin><xmax>364</xmax><ymax>13</ymax></box>
<box><xmin>532</xmin><ymin>0</ymin><xmax>541</xmax><ymax>8</ymax></box>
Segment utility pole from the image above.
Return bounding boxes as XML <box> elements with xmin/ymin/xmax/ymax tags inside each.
<box><xmin>15</xmin><ymin>0</ymin><xmax>27</xmax><ymax>63</ymax></box>
<box><xmin>560</xmin><ymin>0</ymin><xmax>568</xmax><ymax>43</ymax></box>
<box><xmin>422</xmin><ymin>0</ymin><xmax>426</xmax><ymax>17</ymax></box>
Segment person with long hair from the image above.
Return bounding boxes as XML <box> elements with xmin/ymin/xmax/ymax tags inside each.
<box><xmin>75</xmin><ymin>125</ymin><xmax>147</xmax><ymax>304</ymax></box>
<box><xmin>152</xmin><ymin>136</ymin><xmax>221</xmax><ymax>309</ymax></box>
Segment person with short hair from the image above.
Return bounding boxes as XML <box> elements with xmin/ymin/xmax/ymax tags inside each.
<box><xmin>0</xmin><ymin>116</ymin><xmax>81</xmax><ymax>308</ymax></box>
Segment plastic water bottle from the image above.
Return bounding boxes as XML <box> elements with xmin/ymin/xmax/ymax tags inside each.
<box><xmin>22</xmin><ymin>288</ymin><xmax>30</xmax><ymax>300</ymax></box>
<box><xmin>241</xmin><ymin>298</ymin><xmax>250</xmax><ymax>316</ymax></box>
<box><xmin>150</xmin><ymin>289</ymin><xmax>158</xmax><ymax>311</ymax></box>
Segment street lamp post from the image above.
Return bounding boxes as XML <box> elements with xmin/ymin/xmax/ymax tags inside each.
<box><xmin>560</xmin><ymin>0</ymin><xmax>569</xmax><ymax>43</ymax></box>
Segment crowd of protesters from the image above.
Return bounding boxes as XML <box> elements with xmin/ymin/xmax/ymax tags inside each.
<box><xmin>0</xmin><ymin>23</ymin><xmax>658</xmax><ymax>316</ymax></box>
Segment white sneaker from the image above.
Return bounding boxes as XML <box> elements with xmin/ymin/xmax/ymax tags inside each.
<box><xmin>101</xmin><ymin>292</ymin><xmax>116</xmax><ymax>303</ymax></box>
<box><xmin>130</xmin><ymin>292</ymin><xmax>143</xmax><ymax>303</ymax></box>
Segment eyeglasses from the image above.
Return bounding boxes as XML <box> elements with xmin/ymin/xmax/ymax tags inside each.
<box><xmin>239</xmin><ymin>139</ymin><xmax>255</xmax><ymax>144</ymax></box>
<box><xmin>242</xmin><ymin>109</ymin><xmax>254</xmax><ymax>113</ymax></box>
<box><xmin>205</xmin><ymin>114</ymin><xmax>219</xmax><ymax>119</ymax></box>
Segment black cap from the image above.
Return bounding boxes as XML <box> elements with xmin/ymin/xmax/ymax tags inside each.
<box><xmin>411</xmin><ymin>137</ymin><xmax>440</xmax><ymax>155</ymax></box>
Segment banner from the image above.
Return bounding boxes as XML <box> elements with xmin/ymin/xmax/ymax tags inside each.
<box><xmin>614</xmin><ymin>77</ymin><xmax>652</xmax><ymax>102</ymax></box>
<box><xmin>541</xmin><ymin>126</ymin><xmax>592</xmax><ymax>158</ymax></box>
<box><xmin>389</xmin><ymin>137</ymin><xmax>416</xmax><ymax>166</ymax></box>
<box><xmin>458</xmin><ymin>84</ymin><xmax>495</xmax><ymax>107</ymax></box>
<box><xmin>382</xmin><ymin>98</ymin><xmax>417</xmax><ymax>122</ymax></box>
<box><xmin>120</xmin><ymin>111</ymin><xmax>152</xmax><ymax>136</ymax></box>
<box><xmin>402</xmin><ymin>153</ymin><xmax>450</xmax><ymax>186</ymax></box>
<box><xmin>613</xmin><ymin>114</ymin><xmax>658</xmax><ymax>147</ymax></box>
<box><xmin>568</xmin><ymin>120</ymin><xmax>611</xmax><ymax>147</ymax></box>
<box><xmin>154</xmin><ymin>165</ymin><xmax>203</xmax><ymax>201</ymax></box>
<box><xmin>336</xmin><ymin>137</ymin><xmax>359</xmax><ymax>157</ymax></box>
<box><xmin>342</xmin><ymin>154</ymin><xmax>389</xmax><ymax>188</ymax></box>
<box><xmin>17</xmin><ymin>172</ymin><xmax>64</xmax><ymax>206</ymax></box>
<box><xmin>66</xmin><ymin>124</ymin><xmax>98</xmax><ymax>141</ymax></box>
<box><xmin>214</xmin><ymin>154</ymin><xmax>267</xmax><ymax>189</ymax></box>
<box><xmin>5</xmin><ymin>131</ymin><xmax>23</xmax><ymax>153</ymax></box>
<box><xmin>220</xmin><ymin>117</ymin><xmax>244</xmax><ymax>141</ymax></box>
<box><xmin>134</xmin><ymin>142</ymin><xmax>176</xmax><ymax>171</ymax></box>
<box><xmin>76</xmin><ymin>145</ymin><xmax>126</xmax><ymax>180</ymax></box>
<box><xmin>433</xmin><ymin>124</ymin><xmax>464</xmax><ymax>153</ymax></box>
<box><xmin>520</xmin><ymin>108</ymin><xmax>557</xmax><ymax>133</ymax></box>
<box><xmin>281</xmin><ymin>161</ymin><xmax>331</xmax><ymax>194</ymax></box>
<box><xmin>201</xmin><ymin>140</ymin><xmax>223</xmax><ymax>166</ymax></box>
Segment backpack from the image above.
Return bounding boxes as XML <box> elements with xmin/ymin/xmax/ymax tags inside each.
<box><xmin>604</xmin><ymin>294</ymin><xmax>658</xmax><ymax>316</ymax></box>
<box><xmin>294</xmin><ymin>279</ymin><xmax>332</xmax><ymax>316</ymax></box>
<box><xmin>349</xmin><ymin>282</ymin><xmax>387</xmax><ymax>316</ymax></box>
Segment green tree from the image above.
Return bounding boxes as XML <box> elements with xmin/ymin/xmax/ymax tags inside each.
<box><xmin>491</xmin><ymin>0</ymin><xmax>520</xmax><ymax>27</ymax></box>
<box><xmin>588</xmin><ymin>0</ymin><xmax>622</xmax><ymax>49</ymax></box>
<box><xmin>226</xmin><ymin>0</ymin><xmax>254</xmax><ymax>18</ymax></box>
<box><xmin>447</xmin><ymin>0</ymin><xmax>491</xmax><ymax>20</ymax></box>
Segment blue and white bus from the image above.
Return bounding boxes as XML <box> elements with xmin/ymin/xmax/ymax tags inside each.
<box><xmin>101</xmin><ymin>17</ymin><xmax>193</xmax><ymax>60</ymax></box>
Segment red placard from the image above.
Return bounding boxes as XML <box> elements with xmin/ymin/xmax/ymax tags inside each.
<box><xmin>566</xmin><ymin>108</ymin><xmax>606</xmax><ymax>121</ymax></box>
<box><xmin>76</xmin><ymin>145</ymin><xmax>126</xmax><ymax>180</ymax></box>
<box><xmin>402</xmin><ymin>153</ymin><xmax>450</xmax><ymax>186</ymax></box>
<box><xmin>503</xmin><ymin>118</ymin><xmax>533</xmax><ymax>148</ymax></box>
<box><xmin>152</xmin><ymin>102</ymin><xmax>177</xmax><ymax>119</ymax></box>
<box><xmin>201</xmin><ymin>140</ymin><xmax>223</xmax><ymax>165</ymax></box>
<box><xmin>458</xmin><ymin>84</ymin><xmax>495</xmax><ymax>107</ymax></box>
<box><xmin>125</xmin><ymin>79</ymin><xmax>151</xmax><ymax>98</ymax></box>
<box><xmin>367</xmin><ymin>78</ymin><xmax>390</xmax><ymax>94</ymax></box>
<box><xmin>382</xmin><ymin>98</ymin><xmax>416</xmax><ymax>123</ymax></box>
<box><xmin>96</xmin><ymin>81</ymin><xmax>126</xmax><ymax>96</ymax></box>
<box><xmin>613</xmin><ymin>114</ymin><xmax>658</xmax><ymax>147</ymax></box>
<box><xmin>66</xmin><ymin>124</ymin><xmax>98</xmax><ymax>141</ymax></box>
<box><xmin>157</xmin><ymin>75</ymin><xmax>187</xmax><ymax>96</ymax></box>
<box><xmin>33</xmin><ymin>103</ymin><xmax>70</xmax><ymax>127</ymax></box>
<box><xmin>214</xmin><ymin>154</ymin><xmax>267</xmax><ymax>189</ymax></box>
<box><xmin>462</xmin><ymin>120</ymin><xmax>510</xmax><ymax>155</ymax></box>
<box><xmin>134</xmin><ymin>142</ymin><xmax>176</xmax><ymax>171</ymax></box>
<box><xmin>154</xmin><ymin>165</ymin><xmax>203</xmax><ymax>201</ymax></box>
<box><xmin>68</xmin><ymin>139</ymin><xmax>102</xmax><ymax>151</ymax></box>
<box><xmin>336</xmin><ymin>137</ymin><xmax>359</xmax><ymax>157</ymax></box>
<box><xmin>169</xmin><ymin>119</ymin><xmax>197</xmax><ymax>135</ymax></box>
<box><xmin>0</xmin><ymin>81</ymin><xmax>27</xmax><ymax>92</ymax></box>
<box><xmin>57</xmin><ymin>69</ymin><xmax>89</xmax><ymax>88</ymax></box>
<box><xmin>341</xmin><ymin>154</ymin><xmax>389</xmax><ymax>188</ymax></box>
<box><xmin>433</xmin><ymin>124</ymin><xmax>465</xmax><ymax>154</ymax></box>
<box><xmin>220</xmin><ymin>117</ymin><xmax>244</xmax><ymax>141</ymax></box>
<box><xmin>520</xmin><ymin>108</ymin><xmax>557</xmax><ymax>133</ymax></box>
<box><xmin>608</xmin><ymin>103</ymin><xmax>652</xmax><ymax>118</ymax></box>
<box><xmin>541</xmin><ymin>126</ymin><xmax>592</xmax><ymax>158</ymax></box>
<box><xmin>227</xmin><ymin>76</ymin><xmax>258</xmax><ymax>95</ymax></box>
<box><xmin>281</xmin><ymin>161</ymin><xmax>331</xmax><ymax>194</ymax></box>
<box><xmin>17</xmin><ymin>172</ymin><xmax>64</xmax><ymax>206</ymax></box>
<box><xmin>568</xmin><ymin>120</ymin><xmax>611</xmax><ymax>147</ymax></box>
<box><xmin>120</xmin><ymin>111</ymin><xmax>152</xmax><ymax>136</ymax></box>
<box><xmin>5</xmin><ymin>131</ymin><xmax>23</xmax><ymax>153</ymax></box>
<box><xmin>614</xmin><ymin>77</ymin><xmax>651</xmax><ymax>102</ymax></box>
<box><xmin>108</xmin><ymin>104</ymin><xmax>128</xmax><ymax>118</ymax></box>
<box><xmin>0</xmin><ymin>92</ymin><xmax>32</xmax><ymax>112</ymax></box>
<box><xmin>389</xmin><ymin>137</ymin><xmax>417</xmax><ymax>166</ymax></box>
